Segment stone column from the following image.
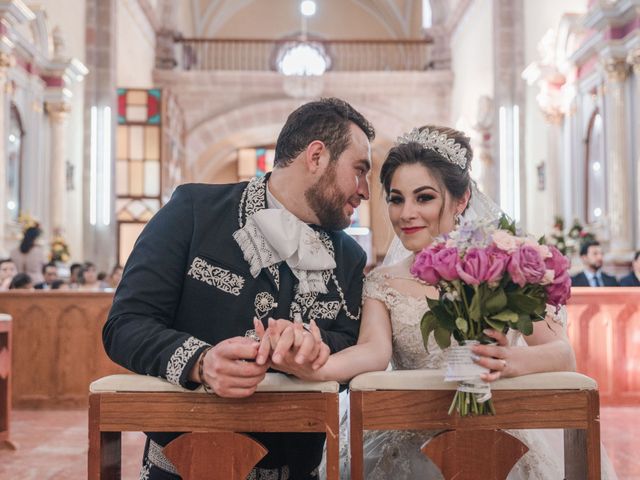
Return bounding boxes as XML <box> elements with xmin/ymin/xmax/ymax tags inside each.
<box><xmin>45</xmin><ymin>101</ymin><xmax>71</xmax><ymax>235</ymax></box>
<box><xmin>543</xmin><ymin>111</ymin><xmax>564</xmax><ymax>220</ymax></box>
<box><xmin>601</xmin><ymin>56</ymin><xmax>632</xmax><ymax>254</ymax></box>
<box><xmin>0</xmin><ymin>52</ymin><xmax>14</xmax><ymax>253</ymax></box>
<box><xmin>627</xmin><ymin>48</ymin><xmax>640</xmax><ymax>250</ymax></box>
<box><xmin>492</xmin><ymin>0</ymin><xmax>525</xmax><ymax>223</ymax></box>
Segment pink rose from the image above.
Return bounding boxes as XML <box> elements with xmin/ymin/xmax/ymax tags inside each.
<box><xmin>507</xmin><ymin>245</ymin><xmax>546</xmax><ymax>287</ymax></box>
<box><xmin>456</xmin><ymin>247</ymin><xmax>490</xmax><ymax>285</ymax></box>
<box><xmin>541</xmin><ymin>269</ymin><xmax>555</xmax><ymax>286</ymax></box>
<box><xmin>411</xmin><ymin>249</ymin><xmax>441</xmax><ymax>285</ymax></box>
<box><xmin>544</xmin><ymin>246</ymin><xmax>571</xmax><ymax>306</ymax></box>
<box><xmin>544</xmin><ymin>246</ymin><xmax>570</xmax><ymax>276</ymax></box>
<box><xmin>485</xmin><ymin>246</ymin><xmax>509</xmax><ymax>284</ymax></box>
<box><xmin>433</xmin><ymin>247</ymin><xmax>460</xmax><ymax>281</ymax></box>
<box><xmin>523</xmin><ymin>238</ymin><xmax>551</xmax><ymax>259</ymax></box>
<box><xmin>492</xmin><ymin>230</ymin><xmax>519</xmax><ymax>252</ymax></box>
<box><xmin>546</xmin><ymin>270</ymin><xmax>571</xmax><ymax>306</ymax></box>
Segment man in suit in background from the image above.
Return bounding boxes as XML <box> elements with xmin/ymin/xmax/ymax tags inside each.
<box><xmin>34</xmin><ymin>262</ymin><xmax>58</xmax><ymax>289</ymax></box>
<box><xmin>619</xmin><ymin>251</ymin><xmax>640</xmax><ymax>286</ymax></box>
<box><xmin>571</xmin><ymin>240</ymin><xmax>619</xmax><ymax>287</ymax></box>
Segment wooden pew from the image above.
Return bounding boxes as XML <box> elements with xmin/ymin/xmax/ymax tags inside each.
<box><xmin>0</xmin><ymin>291</ymin><xmax>126</xmax><ymax>408</ymax></box>
<box><xmin>0</xmin><ymin>313</ymin><xmax>16</xmax><ymax>449</ymax></box>
<box><xmin>349</xmin><ymin>370</ymin><xmax>601</xmax><ymax>480</ymax></box>
<box><xmin>89</xmin><ymin>373</ymin><xmax>341</xmax><ymax>479</ymax></box>
<box><xmin>567</xmin><ymin>287</ymin><xmax>640</xmax><ymax>405</ymax></box>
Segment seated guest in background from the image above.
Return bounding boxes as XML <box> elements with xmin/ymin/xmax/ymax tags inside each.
<box><xmin>34</xmin><ymin>262</ymin><xmax>58</xmax><ymax>289</ymax></box>
<box><xmin>571</xmin><ymin>240</ymin><xmax>619</xmax><ymax>287</ymax></box>
<box><xmin>619</xmin><ymin>251</ymin><xmax>640</xmax><ymax>286</ymax></box>
<box><xmin>101</xmin><ymin>265</ymin><xmax>123</xmax><ymax>291</ymax></box>
<box><xmin>97</xmin><ymin>271</ymin><xmax>108</xmax><ymax>289</ymax></box>
<box><xmin>0</xmin><ymin>258</ymin><xmax>17</xmax><ymax>291</ymax></box>
<box><xmin>9</xmin><ymin>273</ymin><xmax>33</xmax><ymax>290</ymax></box>
<box><xmin>78</xmin><ymin>262</ymin><xmax>101</xmax><ymax>291</ymax></box>
<box><xmin>10</xmin><ymin>225</ymin><xmax>46</xmax><ymax>284</ymax></box>
<box><xmin>50</xmin><ymin>279</ymin><xmax>69</xmax><ymax>290</ymax></box>
<box><xmin>68</xmin><ymin>262</ymin><xmax>82</xmax><ymax>289</ymax></box>
<box><xmin>108</xmin><ymin>265</ymin><xmax>123</xmax><ymax>289</ymax></box>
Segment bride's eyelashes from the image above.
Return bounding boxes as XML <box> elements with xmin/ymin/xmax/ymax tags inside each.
<box><xmin>417</xmin><ymin>193</ymin><xmax>435</xmax><ymax>203</ymax></box>
<box><xmin>386</xmin><ymin>193</ymin><xmax>436</xmax><ymax>204</ymax></box>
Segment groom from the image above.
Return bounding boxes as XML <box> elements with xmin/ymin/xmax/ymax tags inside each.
<box><xmin>103</xmin><ymin>98</ymin><xmax>374</xmax><ymax>479</ymax></box>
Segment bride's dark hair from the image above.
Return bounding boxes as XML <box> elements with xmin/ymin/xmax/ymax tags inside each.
<box><xmin>380</xmin><ymin>125</ymin><xmax>473</xmax><ymax>217</ymax></box>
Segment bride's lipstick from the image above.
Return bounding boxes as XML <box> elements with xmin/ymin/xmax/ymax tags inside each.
<box><xmin>401</xmin><ymin>226</ymin><xmax>425</xmax><ymax>235</ymax></box>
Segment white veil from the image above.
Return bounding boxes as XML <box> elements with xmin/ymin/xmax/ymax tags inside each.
<box><xmin>382</xmin><ymin>180</ymin><xmax>504</xmax><ymax>266</ymax></box>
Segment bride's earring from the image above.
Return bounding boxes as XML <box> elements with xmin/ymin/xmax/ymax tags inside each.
<box><xmin>454</xmin><ymin>213</ymin><xmax>461</xmax><ymax>226</ymax></box>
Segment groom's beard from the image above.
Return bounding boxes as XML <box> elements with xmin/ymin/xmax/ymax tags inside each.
<box><xmin>305</xmin><ymin>164</ymin><xmax>351</xmax><ymax>231</ymax></box>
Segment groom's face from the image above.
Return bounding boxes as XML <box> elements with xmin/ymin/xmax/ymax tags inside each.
<box><xmin>305</xmin><ymin>124</ymin><xmax>371</xmax><ymax>230</ymax></box>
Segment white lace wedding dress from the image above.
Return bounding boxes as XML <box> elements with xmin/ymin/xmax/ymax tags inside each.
<box><xmin>328</xmin><ymin>268</ymin><xmax>617</xmax><ymax>480</ymax></box>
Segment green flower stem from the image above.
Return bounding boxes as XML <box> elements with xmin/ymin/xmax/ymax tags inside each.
<box><xmin>449</xmin><ymin>392</ymin><xmax>496</xmax><ymax>417</ymax></box>
<box><xmin>460</xmin><ymin>286</ymin><xmax>473</xmax><ymax>338</ymax></box>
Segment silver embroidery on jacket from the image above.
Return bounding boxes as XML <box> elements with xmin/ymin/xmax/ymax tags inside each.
<box><xmin>255</xmin><ymin>292</ymin><xmax>277</xmax><ymax>320</ymax></box>
<box><xmin>187</xmin><ymin>256</ymin><xmax>245</xmax><ymax>296</ymax></box>
<box><xmin>166</xmin><ymin>336</ymin><xmax>209</xmax><ymax>385</ymax></box>
<box><xmin>308</xmin><ymin>300</ymin><xmax>341</xmax><ymax>321</ymax></box>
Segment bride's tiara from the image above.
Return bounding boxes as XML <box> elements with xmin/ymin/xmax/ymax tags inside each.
<box><xmin>396</xmin><ymin>128</ymin><xmax>468</xmax><ymax>170</ymax></box>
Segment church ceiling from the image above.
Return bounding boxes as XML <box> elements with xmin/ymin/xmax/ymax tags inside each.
<box><xmin>178</xmin><ymin>0</ymin><xmax>441</xmax><ymax>38</ymax></box>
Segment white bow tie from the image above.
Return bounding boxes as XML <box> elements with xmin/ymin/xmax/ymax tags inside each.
<box><xmin>233</xmin><ymin>209</ymin><xmax>336</xmax><ymax>294</ymax></box>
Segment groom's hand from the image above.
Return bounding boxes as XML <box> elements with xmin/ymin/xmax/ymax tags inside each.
<box><xmin>268</xmin><ymin>319</ymin><xmax>330</xmax><ymax>378</ymax></box>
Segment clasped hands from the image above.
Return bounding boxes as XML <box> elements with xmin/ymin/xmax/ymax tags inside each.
<box><xmin>197</xmin><ymin>318</ymin><xmax>330</xmax><ymax>398</ymax></box>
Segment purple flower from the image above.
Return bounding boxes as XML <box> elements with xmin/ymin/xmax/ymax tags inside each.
<box><xmin>411</xmin><ymin>249</ymin><xmax>441</xmax><ymax>285</ymax></box>
<box><xmin>546</xmin><ymin>270</ymin><xmax>571</xmax><ymax>306</ymax></box>
<box><xmin>433</xmin><ymin>247</ymin><xmax>460</xmax><ymax>281</ymax></box>
<box><xmin>507</xmin><ymin>245</ymin><xmax>546</xmax><ymax>287</ymax></box>
<box><xmin>456</xmin><ymin>247</ymin><xmax>490</xmax><ymax>285</ymax></box>
<box><xmin>486</xmin><ymin>246</ymin><xmax>509</xmax><ymax>284</ymax></box>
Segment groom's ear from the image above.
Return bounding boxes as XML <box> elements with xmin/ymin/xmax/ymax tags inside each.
<box><xmin>304</xmin><ymin>140</ymin><xmax>328</xmax><ymax>174</ymax></box>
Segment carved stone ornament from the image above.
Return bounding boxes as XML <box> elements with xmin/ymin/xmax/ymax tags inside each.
<box><xmin>602</xmin><ymin>57</ymin><xmax>628</xmax><ymax>83</ymax></box>
<box><xmin>626</xmin><ymin>48</ymin><xmax>640</xmax><ymax>75</ymax></box>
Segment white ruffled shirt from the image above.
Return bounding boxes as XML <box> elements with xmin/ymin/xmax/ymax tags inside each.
<box><xmin>232</xmin><ymin>183</ymin><xmax>336</xmax><ymax>294</ymax></box>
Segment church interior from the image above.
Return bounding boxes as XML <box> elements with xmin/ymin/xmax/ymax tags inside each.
<box><xmin>0</xmin><ymin>0</ymin><xmax>639</xmax><ymax>478</ymax></box>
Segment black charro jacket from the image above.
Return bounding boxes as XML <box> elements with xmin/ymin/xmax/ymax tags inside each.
<box><xmin>103</xmin><ymin>175</ymin><xmax>366</xmax><ymax>475</ymax></box>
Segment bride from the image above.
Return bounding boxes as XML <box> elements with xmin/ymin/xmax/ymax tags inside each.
<box><xmin>286</xmin><ymin>125</ymin><xmax>616</xmax><ymax>479</ymax></box>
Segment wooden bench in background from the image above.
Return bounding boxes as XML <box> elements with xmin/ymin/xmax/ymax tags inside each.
<box><xmin>0</xmin><ymin>291</ymin><xmax>126</xmax><ymax>408</ymax></box>
<box><xmin>89</xmin><ymin>373</ymin><xmax>341</xmax><ymax>480</ymax></box>
<box><xmin>567</xmin><ymin>287</ymin><xmax>640</xmax><ymax>405</ymax></box>
<box><xmin>0</xmin><ymin>287</ymin><xmax>637</xmax><ymax>409</ymax></box>
<box><xmin>349</xmin><ymin>370</ymin><xmax>601</xmax><ymax>480</ymax></box>
<box><xmin>0</xmin><ymin>313</ymin><xmax>16</xmax><ymax>449</ymax></box>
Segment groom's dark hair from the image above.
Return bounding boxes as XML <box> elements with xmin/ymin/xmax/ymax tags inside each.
<box><xmin>274</xmin><ymin>98</ymin><xmax>375</xmax><ymax>167</ymax></box>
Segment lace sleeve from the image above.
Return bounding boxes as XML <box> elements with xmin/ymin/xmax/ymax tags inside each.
<box><xmin>362</xmin><ymin>270</ymin><xmax>390</xmax><ymax>306</ymax></box>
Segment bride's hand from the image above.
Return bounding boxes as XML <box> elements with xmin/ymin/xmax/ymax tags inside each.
<box><xmin>471</xmin><ymin>329</ymin><xmax>512</xmax><ymax>382</ymax></box>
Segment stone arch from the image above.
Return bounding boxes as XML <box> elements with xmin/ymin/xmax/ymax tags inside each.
<box><xmin>185</xmin><ymin>98</ymin><xmax>409</xmax><ymax>183</ymax></box>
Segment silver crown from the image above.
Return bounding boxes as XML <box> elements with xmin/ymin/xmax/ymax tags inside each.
<box><xmin>396</xmin><ymin>128</ymin><xmax>468</xmax><ymax>169</ymax></box>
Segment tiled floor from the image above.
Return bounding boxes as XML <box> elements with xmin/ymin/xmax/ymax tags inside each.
<box><xmin>0</xmin><ymin>406</ymin><xmax>638</xmax><ymax>479</ymax></box>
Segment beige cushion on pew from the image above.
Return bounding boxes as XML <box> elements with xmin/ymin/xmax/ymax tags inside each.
<box><xmin>349</xmin><ymin>370</ymin><xmax>597</xmax><ymax>392</ymax></box>
<box><xmin>90</xmin><ymin>373</ymin><xmax>340</xmax><ymax>394</ymax></box>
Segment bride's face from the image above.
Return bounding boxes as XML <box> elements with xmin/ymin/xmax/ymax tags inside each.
<box><xmin>387</xmin><ymin>163</ymin><xmax>460</xmax><ymax>252</ymax></box>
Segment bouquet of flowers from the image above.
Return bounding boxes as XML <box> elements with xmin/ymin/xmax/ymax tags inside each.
<box><xmin>411</xmin><ymin>215</ymin><xmax>571</xmax><ymax>416</ymax></box>
<box><xmin>50</xmin><ymin>233</ymin><xmax>70</xmax><ymax>263</ymax></box>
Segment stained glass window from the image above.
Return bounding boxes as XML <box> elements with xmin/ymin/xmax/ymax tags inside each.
<box><xmin>116</xmin><ymin>88</ymin><xmax>162</xmax><ymax>265</ymax></box>
<box><xmin>237</xmin><ymin>147</ymin><xmax>275</xmax><ymax>181</ymax></box>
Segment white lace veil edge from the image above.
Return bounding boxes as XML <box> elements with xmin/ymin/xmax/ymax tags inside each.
<box><xmin>382</xmin><ymin>181</ymin><xmax>504</xmax><ymax>266</ymax></box>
